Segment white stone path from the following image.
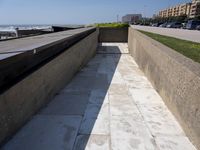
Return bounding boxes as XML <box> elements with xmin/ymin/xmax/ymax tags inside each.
<box><xmin>2</xmin><ymin>43</ymin><xmax>197</xmax><ymax>150</ymax></box>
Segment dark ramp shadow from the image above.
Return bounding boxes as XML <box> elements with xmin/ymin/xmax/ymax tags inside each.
<box><xmin>71</xmin><ymin>44</ymin><xmax>122</xmax><ymax>150</ymax></box>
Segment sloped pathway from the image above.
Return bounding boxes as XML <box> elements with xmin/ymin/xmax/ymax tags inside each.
<box><xmin>2</xmin><ymin>43</ymin><xmax>197</xmax><ymax>150</ymax></box>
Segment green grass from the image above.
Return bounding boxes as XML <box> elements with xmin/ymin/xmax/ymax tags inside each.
<box><xmin>138</xmin><ymin>30</ymin><xmax>200</xmax><ymax>63</ymax></box>
<box><xmin>95</xmin><ymin>23</ymin><xmax>129</xmax><ymax>28</ymax></box>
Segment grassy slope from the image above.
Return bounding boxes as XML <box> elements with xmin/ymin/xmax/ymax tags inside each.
<box><xmin>96</xmin><ymin>23</ymin><xmax>129</xmax><ymax>28</ymax></box>
<box><xmin>138</xmin><ymin>30</ymin><xmax>200</xmax><ymax>63</ymax></box>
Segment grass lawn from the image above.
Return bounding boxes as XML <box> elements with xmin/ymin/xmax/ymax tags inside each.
<box><xmin>138</xmin><ymin>30</ymin><xmax>200</xmax><ymax>63</ymax></box>
<box><xmin>96</xmin><ymin>23</ymin><xmax>129</xmax><ymax>28</ymax></box>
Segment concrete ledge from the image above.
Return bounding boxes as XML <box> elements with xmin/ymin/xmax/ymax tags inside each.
<box><xmin>0</xmin><ymin>28</ymin><xmax>96</xmax><ymax>92</ymax></box>
<box><xmin>0</xmin><ymin>28</ymin><xmax>99</xmax><ymax>145</ymax></box>
<box><xmin>128</xmin><ymin>27</ymin><xmax>200</xmax><ymax>149</ymax></box>
<box><xmin>98</xmin><ymin>27</ymin><xmax>128</xmax><ymax>42</ymax></box>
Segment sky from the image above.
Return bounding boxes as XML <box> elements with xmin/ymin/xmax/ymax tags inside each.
<box><xmin>0</xmin><ymin>0</ymin><xmax>190</xmax><ymax>25</ymax></box>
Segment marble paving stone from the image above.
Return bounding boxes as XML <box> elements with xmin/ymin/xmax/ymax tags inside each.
<box><xmin>109</xmin><ymin>94</ymin><xmax>140</xmax><ymax>117</ymax></box>
<box><xmin>124</xmin><ymin>76</ymin><xmax>152</xmax><ymax>89</ymax></box>
<box><xmin>107</xmin><ymin>71</ymin><xmax>124</xmax><ymax>84</ymax></box>
<box><xmin>40</xmin><ymin>93</ymin><xmax>90</xmax><ymax>115</ymax></box>
<box><xmin>89</xmin><ymin>90</ymin><xmax>109</xmax><ymax>105</ymax></box>
<box><xmin>73</xmin><ymin>135</ymin><xmax>110</xmax><ymax>150</ymax></box>
<box><xmin>155</xmin><ymin>136</ymin><xmax>197</xmax><ymax>150</ymax></box>
<box><xmin>66</xmin><ymin>76</ymin><xmax>95</xmax><ymax>90</ymax></box>
<box><xmin>109</xmin><ymin>83</ymin><xmax>129</xmax><ymax>95</ymax></box>
<box><xmin>137</xmin><ymin>104</ymin><xmax>184</xmax><ymax>136</ymax></box>
<box><xmin>66</xmin><ymin>74</ymin><xmax>108</xmax><ymax>91</ymax></box>
<box><xmin>93</xmin><ymin>74</ymin><xmax>109</xmax><ymax>90</ymax></box>
<box><xmin>110</xmin><ymin>116</ymin><xmax>156</xmax><ymax>150</ymax></box>
<box><xmin>2</xmin><ymin>115</ymin><xmax>82</xmax><ymax>150</ymax></box>
<box><xmin>83</xmin><ymin>103</ymin><xmax>109</xmax><ymax>119</ymax></box>
<box><xmin>129</xmin><ymin>88</ymin><xmax>164</xmax><ymax>105</ymax></box>
<box><xmin>78</xmin><ymin>115</ymin><xmax>110</xmax><ymax>135</ymax></box>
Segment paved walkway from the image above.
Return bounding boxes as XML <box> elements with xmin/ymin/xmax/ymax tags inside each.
<box><xmin>131</xmin><ymin>25</ymin><xmax>200</xmax><ymax>43</ymax></box>
<box><xmin>2</xmin><ymin>43</ymin><xmax>197</xmax><ymax>150</ymax></box>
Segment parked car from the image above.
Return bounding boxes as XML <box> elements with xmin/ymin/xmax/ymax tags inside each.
<box><xmin>196</xmin><ymin>25</ymin><xmax>200</xmax><ymax>30</ymax></box>
<box><xmin>152</xmin><ymin>23</ymin><xmax>163</xmax><ymax>27</ymax></box>
<box><xmin>159</xmin><ymin>22</ymin><xmax>168</xmax><ymax>28</ymax></box>
<box><xmin>181</xmin><ymin>23</ymin><xmax>186</xmax><ymax>29</ymax></box>
<box><xmin>186</xmin><ymin>20</ymin><xmax>200</xmax><ymax>30</ymax></box>
<box><xmin>166</xmin><ymin>22</ymin><xmax>182</xmax><ymax>28</ymax></box>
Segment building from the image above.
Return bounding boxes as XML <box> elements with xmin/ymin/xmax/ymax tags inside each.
<box><xmin>122</xmin><ymin>14</ymin><xmax>142</xmax><ymax>24</ymax></box>
<box><xmin>158</xmin><ymin>0</ymin><xmax>200</xmax><ymax>18</ymax></box>
<box><xmin>190</xmin><ymin>0</ymin><xmax>200</xmax><ymax>18</ymax></box>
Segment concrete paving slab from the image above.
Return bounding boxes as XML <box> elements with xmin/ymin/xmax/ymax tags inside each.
<box><xmin>2</xmin><ymin>115</ymin><xmax>82</xmax><ymax>150</ymax></box>
<box><xmin>73</xmin><ymin>135</ymin><xmax>110</xmax><ymax>150</ymax></box>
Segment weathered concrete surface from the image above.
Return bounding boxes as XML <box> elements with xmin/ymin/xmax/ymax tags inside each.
<box><xmin>2</xmin><ymin>43</ymin><xmax>196</xmax><ymax>150</ymax></box>
<box><xmin>98</xmin><ymin>27</ymin><xmax>128</xmax><ymax>43</ymax></box>
<box><xmin>131</xmin><ymin>25</ymin><xmax>200</xmax><ymax>43</ymax></box>
<box><xmin>0</xmin><ymin>29</ymin><xmax>98</xmax><ymax>146</ymax></box>
<box><xmin>128</xmin><ymin>27</ymin><xmax>200</xmax><ymax>149</ymax></box>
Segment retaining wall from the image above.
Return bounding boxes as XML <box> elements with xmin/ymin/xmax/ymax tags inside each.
<box><xmin>98</xmin><ymin>27</ymin><xmax>128</xmax><ymax>42</ymax></box>
<box><xmin>128</xmin><ymin>27</ymin><xmax>200</xmax><ymax>149</ymax></box>
<box><xmin>0</xmin><ymin>28</ymin><xmax>98</xmax><ymax>145</ymax></box>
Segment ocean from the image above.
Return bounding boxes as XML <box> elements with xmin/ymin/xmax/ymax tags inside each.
<box><xmin>0</xmin><ymin>24</ymin><xmax>83</xmax><ymax>32</ymax></box>
<box><xmin>0</xmin><ymin>25</ymin><xmax>52</xmax><ymax>32</ymax></box>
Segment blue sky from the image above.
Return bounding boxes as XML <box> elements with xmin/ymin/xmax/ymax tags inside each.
<box><xmin>0</xmin><ymin>0</ymin><xmax>190</xmax><ymax>24</ymax></box>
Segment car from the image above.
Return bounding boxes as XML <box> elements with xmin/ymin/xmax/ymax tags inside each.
<box><xmin>159</xmin><ymin>22</ymin><xmax>168</xmax><ymax>28</ymax></box>
<box><xmin>166</xmin><ymin>22</ymin><xmax>182</xmax><ymax>28</ymax></box>
<box><xmin>152</xmin><ymin>23</ymin><xmax>163</xmax><ymax>27</ymax></box>
<box><xmin>196</xmin><ymin>25</ymin><xmax>200</xmax><ymax>30</ymax></box>
<box><xmin>186</xmin><ymin>20</ymin><xmax>200</xmax><ymax>30</ymax></box>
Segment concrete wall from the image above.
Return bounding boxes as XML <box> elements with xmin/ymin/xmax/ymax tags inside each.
<box><xmin>128</xmin><ymin>27</ymin><xmax>200</xmax><ymax>149</ymax></box>
<box><xmin>98</xmin><ymin>27</ymin><xmax>128</xmax><ymax>42</ymax></box>
<box><xmin>0</xmin><ymin>29</ymin><xmax>99</xmax><ymax>145</ymax></box>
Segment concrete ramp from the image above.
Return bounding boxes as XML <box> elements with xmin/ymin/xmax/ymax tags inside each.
<box><xmin>2</xmin><ymin>43</ymin><xmax>196</xmax><ymax>150</ymax></box>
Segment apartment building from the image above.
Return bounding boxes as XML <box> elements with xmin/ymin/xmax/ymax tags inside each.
<box><xmin>190</xmin><ymin>0</ymin><xmax>200</xmax><ymax>17</ymax></box>
<box><xmin>158</xmin><ymin>0</ymin><xmax>200</xmax><ymax>18</ymax></box>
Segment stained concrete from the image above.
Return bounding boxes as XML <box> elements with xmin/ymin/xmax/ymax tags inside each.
<box><xmin>2</xmin><ymin>43</ymin><xmax>197</xmax><ymax>150</ymax></box>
